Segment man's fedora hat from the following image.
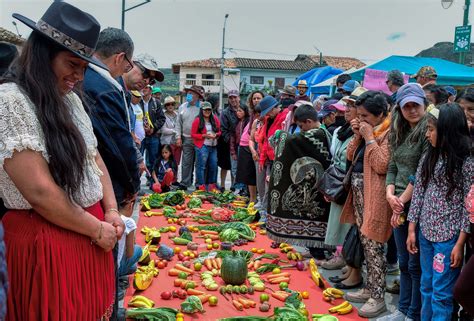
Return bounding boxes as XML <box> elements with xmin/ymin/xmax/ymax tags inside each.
<box><xmin>12</xmin><ymin>1</ymin><xmax>106</xmax><ymax>69</ymax></box>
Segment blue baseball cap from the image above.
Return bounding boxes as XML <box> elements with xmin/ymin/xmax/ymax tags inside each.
<box><xmin>318</xmin><ymin>99</ymin><xmax>338</xmax><ymax>119</ymax></box>
<box><xmin>340</xmin><ymin>80</ymin><xmax>360</xmax><ymax>93</ymax></box>
<box><xmin>258</xmin><ymin>96</ymin><xmax>280</xmax><ymax>117</ymax></box>
<box><xmin>444</xmin><ymin>86</ymin><xmax>457</xmax><ymax>97</ymax></box>
<box><xmin>396</xmin><ymin>83</ymin><xmax>426</xmax><ymax>108</ymax></box>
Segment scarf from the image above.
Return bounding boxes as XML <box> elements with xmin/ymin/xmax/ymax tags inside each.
<box><xmin>337</xmin><ymin>122</ymin><xmax>353</xmax><ymax>142</ymax></box>
<box><xmin>373</xmin><ymin>114</ymin><xmax>391</xmax><ymax>138</ymax></box>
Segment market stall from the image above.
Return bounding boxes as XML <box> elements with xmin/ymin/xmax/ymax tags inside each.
<box><xmin>124</xmin><ymin>191</ymin><xmax>367</xmax><ymax>321</ymax></box>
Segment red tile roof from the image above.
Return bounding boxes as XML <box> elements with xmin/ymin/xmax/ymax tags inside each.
<box><xmin>172</xmin><ymin>55</ymin><xmax>365</xmax><ymax>73</ymax></box>
<box><xmin>298</xmin><ymin>54</ymin><xmax>365</xmax><ymax>70</ymax></box>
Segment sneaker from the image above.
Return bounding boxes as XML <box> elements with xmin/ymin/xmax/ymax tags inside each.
<box><xmin>321</xmin><ymin>254</ymin><xmax>346</xmax><ymax>270</ymax></box>
<box><xmin>386</xmin><ymin>279</ymin><xmax>400</xmax><ymax>294</ymax></box>
<box><xmin>254</xmin><ymin>202</ymin><xmax>262</xmax><ymax>209</ymax></box>
<box><xmin>198</xmin><ymin>184</ymin><xmax>206</xmax><ymax>191</ymax></box>
<box><xmin>387</xmin><ymin>262</ymin><xmax>400</xmax><ymax>275</ymax></box>
<box><xmin>345</xmin><ymin>288</ymin><xmax>371</xmax><ymax>303</ymax></box>
<box><xmin>359</xmin><ymin>298</ymin><xmax>387</xmax><ymax>318</ymax></box>
<box><xmin>208</xmin><ymin>184</ymin><xmax>218</xmax><ymax>192</ymax></box>
<box><xmin>376</xmin><ymin>310</ymin><xmax>406</xmax><ymax>321</ymax></box>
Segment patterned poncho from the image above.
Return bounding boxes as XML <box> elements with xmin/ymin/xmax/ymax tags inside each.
<box><xmin>266</xmin><ymin>128</ymin><xmax>332</xmax><ymax>248</ymax></box>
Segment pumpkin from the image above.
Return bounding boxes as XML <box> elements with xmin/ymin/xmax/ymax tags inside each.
<box><xmin>220</xmin><ymin>251</ymin><xmax>248</xmax><ymax>285</ymax></box>
<box><xmin>133</xmin><ymin>271</ymin><xmax>154</xmax><ymax>290</ymax></box>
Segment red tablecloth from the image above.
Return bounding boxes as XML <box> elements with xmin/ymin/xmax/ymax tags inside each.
<box><xmin>125</xmin><ymin>204</ymin><xmax>367</xmax><ymax>320</ymax></box>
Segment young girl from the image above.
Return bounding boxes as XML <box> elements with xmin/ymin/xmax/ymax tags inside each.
<box><xmin>407</xmin><ymin>103</ymin><xmax>472</xmax><ymax>321</ymax></box>
<box><xmin>191</xmin><ymin>102</ymin><xmax>221</xmax><ymax>191</ymax></box>
<box><xmin>151</xmin><ymin>145</ymin><xmax>178</xmax><ymax>193</ymax></box>
<box><xmin>231</xmin><ymin>105</ymin><xmax>250</xmax><ymax>194</ymax></box>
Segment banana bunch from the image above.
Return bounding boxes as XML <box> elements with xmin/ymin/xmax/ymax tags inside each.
<box><xmin>328</xmin><ymin>300</ymin><xmax>353</xmax><ymax>315</ymax></box>
<box><xmin>232</xmin><ymin>200</ymin><xmax>247</xmax><ymax>208</ymax></box>
<box><xmin>247</xmin><ymin>202</ymin><xmax>258</xmax><ymax>215</ymax></box>
<box><xmin>322</xmin><ymin>287</ymin><xmax>344</xmax><ymax>302</ymax></box>
<box><xmin>309</xmin><ymin>258</ymin><xmax>326</xmax><ymax>289</ymax></box>
<box><xmin>128</xmin><ymin>295</ymin><xmax>155</xmax><ymax>308</ymax></box>
<box><xmin>286</xmin><ymin>251</ymin><xmax>303</xmax><ymax>261</ymax></box>
<box><xmin>144</xmin><ymin>210</ymin><xmax>163</xmax><ymax>217</ymax></box>
<box><xmin>279</xmin><ymin>243</ymin><xmax>294</xmax><ymax>253</ymax></box>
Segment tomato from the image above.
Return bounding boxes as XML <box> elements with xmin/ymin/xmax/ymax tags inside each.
<box><xmin>301</xmin><ymin>291</ymin><xmax>310</xmax><ymax>299</ymax></box>
<box><xmin>157</xmin><ymin>261</ymin><xmax>166</xmax><ymax>269</ymax></box>
<box><xmin>174</xmin><ymin>247</ymin><xmax>181</xmax><ymax>254</ymax></box>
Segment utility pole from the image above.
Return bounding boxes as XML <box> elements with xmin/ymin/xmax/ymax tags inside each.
<box><xmin>121</xmin><ymin>0</ymin><xmax>151</xmax><ymax>30</ymax></box>
<box><xmin>219</xmin><ymin>14</ymin><xmax>229</xmax><ymax>112</ymax></box>
<box><xmin>460</xmin><ymin>0</ymin><xmax>471</xmax><ymax>64</ymax></box>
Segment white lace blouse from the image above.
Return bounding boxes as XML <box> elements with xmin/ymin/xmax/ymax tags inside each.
<box><xmin>0</xmin><ymin>83</ymin><xmax>103</xmax><ymax>209</ymax></box>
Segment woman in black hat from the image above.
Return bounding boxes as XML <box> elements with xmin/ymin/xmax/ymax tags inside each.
<box><xmin>0</xmin><ymin>2</ymin><xmax>118</xmax><ymax>320</ymax></box>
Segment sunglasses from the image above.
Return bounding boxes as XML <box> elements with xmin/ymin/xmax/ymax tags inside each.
<box><xmin>135</xmin><ymin>62</ymin><xmax>152</xmax><ymax>79</ymax></box>
<box><xmin>124</xmin><ymin>53</ymin><xmax>133</xmax><ymax>73</ymax></box>
<box><xmin>164</xmin><ymin>103</ymin><xmax>175</xmax><ymax>107</ymax></box>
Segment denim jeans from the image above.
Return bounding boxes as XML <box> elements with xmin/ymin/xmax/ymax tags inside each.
<box><xmin>180</xmin><ymin>137</ymin><xmax>196</xmax><ymax>187</ymax></box>
<box><xmin>419</xmin><ymin>232</ymin><xmax>460</xmax><ymax>321</ymax></box>
<box><xmin>119</xmin><ymin>245</ymin><xmax>143</xmax><ymax>277</ymax></box>
<box><xmin>393</xmin><ymin>222</ymin><xmax>421</xmax><ymax>320</ymax></box>
<box><xmin>140</xmin><ymin>136</ymin><xmax>160</xmax><ymax>171</ymax></box>
<box><xmin>195</xmin><ymin>145</ymin><xmax>217</xmax><ymax>186</ymax></box>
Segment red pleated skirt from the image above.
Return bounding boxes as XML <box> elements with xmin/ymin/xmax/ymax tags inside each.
<box><xmin>2</xmin><ymin>202</ymin><xmax>115</xmax><ymax>321</ymax></box>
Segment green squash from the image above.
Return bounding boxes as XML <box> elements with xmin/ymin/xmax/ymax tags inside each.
<box><xmin>220</xmin><ymin>251</ymin><xmax>248</xmax><ymax>285</ymax></box>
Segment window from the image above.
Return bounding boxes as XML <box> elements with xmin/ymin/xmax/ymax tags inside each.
<box><xmin>185</xmin><ymin>73</ymin><xmax>196</xmax><ymax>85</ymax></box>
<box><xmin>202</xmin><ymin>74</ymin><xmax>215</xmax><ymax>80</ymax></box>
<box><xmin>202</xmin><ymin>74</ymin><xmax>217</xmax><ymax>86</ymax></box>
<box><xmin>275</xmin><ymin>77</ymin><xmax>285</xmax><ymax>89</ymax></box>
<box><xmin>250</xmin><ymin>76</ymin><xmax>264</xmax><ymax>85</ymax></box>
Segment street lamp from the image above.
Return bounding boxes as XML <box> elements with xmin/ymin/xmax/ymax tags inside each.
<box><xmin>219</xmin><ymin>13</ymin><xmax>229</xmax><ymax>112</ymax></box>
<box><xmin>121</xmin><ymin>0</ymin><xmax>151</xmax><ymax>30</ymax></box>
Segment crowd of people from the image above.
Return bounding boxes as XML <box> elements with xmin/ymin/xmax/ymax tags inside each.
<box><xmin>0</xmin><ymin>2</ymin><xmax>473</xmax><ymax>321</ymax></box>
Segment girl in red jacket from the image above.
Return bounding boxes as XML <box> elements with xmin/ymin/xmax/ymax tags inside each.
<box><xmin>191</xmin><ymin>102</ymin><xmax>221</xmax><ymax>191</ymax></box>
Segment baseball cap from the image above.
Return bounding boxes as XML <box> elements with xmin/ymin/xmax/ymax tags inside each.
<box><xmin>396</xmin><ymin>83</ymin><xmax>426</xmax><ymax>108</ymax></box>
<box><xmin>130</xmin><ymin>90</ymin><xmax>141</xmax><ymax>98</ymax></box>
<box><xmin>201</xmin><ymin>101</ymin><xmax>213</xmax><ymax>110</ymax></box>
<box><xmin>133</xmin><ymin>53</ymin><xmax>165</xmax><ymax>82</ymax></box>
<box><xmin>340</xmin><ymin>80</ymin><xmax>360</xmax><ymax>93</ymax></box>
<box><xmin>151</xmin><ymin>87</ymin><xmax>161</xmax><ymax>94</ymax></box>
<box><xmin>228</xmin><ymin>89</ymin><xmax>240</xmax><ymax>97</ymax></box>
<box><xmin>411</xmin><ymin>66</ymin><xmax>437</xmax><ymax>79</ymax></box>
<box><xmin>342</xmin><ymin>87</ymin><xmax>368</xmax><ymax>103</ymax></box>
<box><xmin>319</xmin><ymin>99</ymin><xmax>338</xmax><ymax>118</ymax></box>
<box><xmin>444</xmin><ymin>86</ymin><xmax>457</xmax><ymax>97</ymax></box>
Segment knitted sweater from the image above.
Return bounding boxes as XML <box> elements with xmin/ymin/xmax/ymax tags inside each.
<box><xmin>386</xmin><ymin>130</ymin><xmax>429</xmax><ymax>196</ymax></box>
<box><xmin>340</xmin><ymin>129</ymin><xmax>393</xmax><ymax>243</ymax></box>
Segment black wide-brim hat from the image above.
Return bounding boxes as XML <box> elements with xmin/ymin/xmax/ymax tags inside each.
<box><xmin>12</xmin><ymin>1</ymin><xmax>107</xmax><ymax>70</ymax></box>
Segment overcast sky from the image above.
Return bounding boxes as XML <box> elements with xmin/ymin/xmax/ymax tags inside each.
<box><xmin>1</xmin><ymin>0</ymin><xmax>470</xmax><ymax>68</ymax></box>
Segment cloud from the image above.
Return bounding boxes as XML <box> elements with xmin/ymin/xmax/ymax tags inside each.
<box><xmin>387</xmin><ymin>32</ymin><xmax>407</xmax><ymax>41</ymax></box>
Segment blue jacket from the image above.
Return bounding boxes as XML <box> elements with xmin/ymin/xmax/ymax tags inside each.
<box><xmin>82</xmin><ymin>67</ymin><xmax>140</xmax><ymax>204</ymax></box>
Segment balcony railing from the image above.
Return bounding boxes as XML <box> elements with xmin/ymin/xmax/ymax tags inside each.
<box><xmin>180</xmin><ymin>78</ymin><xmax>221</xmax><ymax>93</ymax></box>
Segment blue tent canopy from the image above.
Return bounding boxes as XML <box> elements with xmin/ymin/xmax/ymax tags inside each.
<box><xmin>350</xmin><ymin>55</ymin><xmax>474</xmax><ymax>86</ymax></box>
<box><xmin>293</xmin><ymin>66</ymin><xmax>343</xmax><ymax>95</ymax></box>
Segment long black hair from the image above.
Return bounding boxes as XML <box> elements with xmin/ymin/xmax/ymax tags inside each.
<box><xmin>197</xmin><ymin>108</ymin><xmax>218</xmax><ymax>133</ymax></box>
<box><xmin>155</xmin><ymin>144</ymin><xmax>177</xmax><ymax>174</ymax></box>
<box><xmin>421</xmin><ymin>103</ymin><xmax>471</xmax><ymax>197</ymax></box>
<box><xmin>6</xmin><ymin>31</ymin><xmax>87</xmax><ymax>199</ymax></box>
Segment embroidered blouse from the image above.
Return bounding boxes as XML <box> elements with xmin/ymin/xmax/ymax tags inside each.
<box><xmin>0</xmin><ymin>83</ymin><xmax>103</xmax><ymax>209</ymax></box>
<box><xmin>408</xmin><ymin>155</ymin><xmax>473</xmax><ymax>242</ymax></box>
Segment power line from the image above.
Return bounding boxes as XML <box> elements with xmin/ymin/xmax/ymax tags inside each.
<box><xmin>226</xmin><ymin>47</ymin><xmax>299</xmax><ymax>57</ymax></box>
